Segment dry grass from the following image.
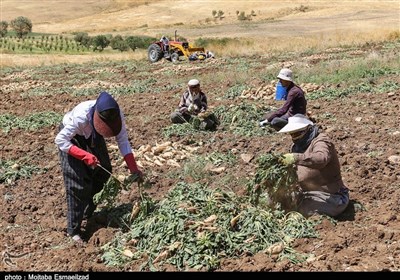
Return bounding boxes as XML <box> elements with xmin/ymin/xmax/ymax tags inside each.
<box><xmin>0</xmin><ymin>51</ymin><xmax>147</xmax><ymax>68</ymax></box>
<box><xmin>1</xmin><ymin>0</ymin><xmax>399</xmax><ymax>67</ymax></box>
<box><xmin>2</xmin><ymin>0</ymin><xmax>397</xmax><ymax>36</ymax></box>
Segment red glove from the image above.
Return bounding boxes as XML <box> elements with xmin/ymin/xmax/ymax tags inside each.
<box><xmin>68</xmin><ymin>145</ymin><xmax>99</xmax><ymax>168</ymax></box>
<box><xmin>124</xmin><ymin>153</ymin><xmax>139</xmax><ymax>173</ymax></box>
<box><xmin>124</xmin><ymin>153</ymin><xmax>144</xmax><ymax>184</ymax></box>
<box><xmin>124</xmin><ymin>153</ymin><xmax>143</xmax><ymax>182</ymax></box>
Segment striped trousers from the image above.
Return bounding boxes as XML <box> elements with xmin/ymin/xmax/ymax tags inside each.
<box><xmin>58</xmin><ymin>127</ymin><xmax>111</xmax><ymax>236</ymax></box>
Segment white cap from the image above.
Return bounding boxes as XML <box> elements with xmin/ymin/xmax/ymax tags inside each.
<box><xmin>277</xmin><ymin>68</ymin><xmax>293</xmax><ymax>82</ymax></box>
<box><xmin>278</xmin><ymin>114</ymin><xmax>313</xmax><ymax>134</ymax></box>
<box><xmin>188</xmin><ymin>79</ymin><xmax>200</xmax><ymax>86</ymax></box>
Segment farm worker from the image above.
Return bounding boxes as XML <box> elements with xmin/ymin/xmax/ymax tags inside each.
<box><xmin>278</xmin><ymin>114</ymin><xmax>350</xmax><ymax>217</ymax></box>
<box><xmin>206</xmin><ymin>50</ymin><xmax>215</xmax><ymax>58</ymax></box>
<box><xmin>55</xmin><ymin>91</ymin><xmax>143</xmax><ymax>244</ymax></box>
<box><xmin>259</xmin><ymin>68</ymin><xmax>307</xmax><ymax>131</ymax></box>
<box><xmin>170</xmin><ymin>79</ymin><xmax>218</xmax><ymax>130</ymax></box>
<box><xmin>160</xmin><ymin>35</ymin><xmax>169</xmax><ymax>52</ymax></box>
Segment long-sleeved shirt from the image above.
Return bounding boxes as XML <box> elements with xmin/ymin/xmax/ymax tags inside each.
<box><xmin>178</xmin><ymin>89</ymin><xmax>207</xmax><ymax>115</ymax></box>
<box><xmin>55</xmin><ymin>100</ymin><xmax>132</xmax><ymax>157</ymax></box>
<box><xmin>267</xmin><ymin>83</ymin><xmax>306</xmax><ymax>122</ymax></box>
<box><xmin>292</xmin><ymin>133</ymin><xmax>346</xmax><ymax>194</ymax></box>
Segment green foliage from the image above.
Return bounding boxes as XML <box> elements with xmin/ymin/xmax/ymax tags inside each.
<box><xmin>177</xmin><ymin>151</ymin><xmax>237</xmax><ymax>182</ymax></box>
<box><xmin>0</xmin><ymin>159</ymin><xmax>41</xmax><ymax>185</ymax></box>
<box><xmin>213</xmin><ymin>104</ymin><xmax>272</xmax><ymax>137</ymax></box>
<box><xmin>92</xmin><ymin>35</ymin><xmax>110</xmax><ymax>51</ymax></box>
<box><xmin>0</xmin><ymin>112</ymin><xmax>62</xmax><ymax>133</ymax></box>
<box><xmin>162</xmin><ymin>111</ymin><xmax>218</xmax><ymax>138</ymax></box>
<box><xmin>126</xmin><ymin>35</ymin><xmax>157</xmax><ymax>50</ymax></box>
<box><xmin>101</xmin><ymin>183</ymin><xmax>317</xmax><ymax>271</ymax></box>
<box><xmin>247</xmin><ymin>153</ymin><xmax>298</xmax><ymax>208</ymax></box>
<box><xmin>307</xmin><ymin>81</ymin><xmax>400</xmax><ymax>100</ymax></box>
<box><xmin>205</xmin><ymin>151</ymin><xmax>237</xmax><ymax>167</ymax></box>
<box><xmin>73</xmin><ymin>32</ymin><xmax>91</xmax><ymax>47</ymax></box>
<box><xmin>110</xmin><ymin>35</ymin><xmax>128</xmax><ymax>52</ymax></box>
<box><xmin>10</xmin><ymin>16</ymin><xmax>32</xmax><ymax>38</ymax></box>
<box><xmin>0</xmin><ymin>21</ymin><xmax>8</xmax><ymax>37</ymax></box>
<box><xmin>94</xmin><ymin>177</ymin><xmax>125</xmax><ymax>208</ymax></box>
<box><xmin>162</xmin><ymin>123</ymin><xmax>202</xmax><ymax>138</ymax></box>
<box><xmin>182</xmin><ymin>157</ymin><xmax>209</xmax><ymax>181</ymax></box>
<box><xmin>223</xmin><ymin>83</ymin><xmax>248</xmax><ymax>99</ymax></box>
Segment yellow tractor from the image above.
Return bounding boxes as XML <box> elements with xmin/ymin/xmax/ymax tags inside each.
<box><xmin>147</xmin><ymin>31</ymin><xmax>205</xmax><ymax>63</ymax></box>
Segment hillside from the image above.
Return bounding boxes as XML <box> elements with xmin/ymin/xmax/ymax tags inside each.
<box><xmin>2</xmin><ymin>0</ymin><xmax>398</xmax><ymax>39</ymax></box>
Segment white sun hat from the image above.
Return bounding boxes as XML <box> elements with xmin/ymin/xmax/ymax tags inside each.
<box><xmin>277</xmin><ymin>68</ymin><xmax>293</xmax><ymax>82</ymax></box>
<box><xmin>188</xmin><ymin>79</ymin><xmax>200</xmax><ymax>86</ymax></box>
<box><xmin>278</xmin><ymin>114</ymin><xmax>313</xmax><ymax>134</ymax></box>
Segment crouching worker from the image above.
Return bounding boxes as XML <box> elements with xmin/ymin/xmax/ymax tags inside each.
<box><xmin>170</xmin><ymin>79</ymin><xmax>219</xmax><ymax>130</ymax></box>
<box><xmin>278</xmin><ymin>114</ymin><xmax>349</xmax><ymax>218</ymax></box>
<box><xmin>55</xmin><ymin>91</ymin><xmax>144</xmax><ymax>244</ymax></box>
<box><xmin>260</xmin><ymin>68</ymin><xmax>307</xmax><ymax>131</ymax></box>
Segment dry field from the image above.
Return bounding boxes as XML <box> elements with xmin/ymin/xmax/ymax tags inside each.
<box><xmin>1</xmin><ymin>0</ymin><xmax>399</xmax><ymax>66</ymax></box>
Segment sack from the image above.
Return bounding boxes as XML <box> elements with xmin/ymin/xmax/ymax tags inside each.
<box><xmin>189</xmin><ymin>54</ymin><xmax>198</xmax><ymax>61</ymax></box>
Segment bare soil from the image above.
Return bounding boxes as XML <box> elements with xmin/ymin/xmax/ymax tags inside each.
<box><xmin>1</xmin><ymin>41</ymin><xmax>400</xmax><ymax>272</ymax></box>
<box><xmin>1</xmin><ymin>0</ymin><xmax>400</xmax><ymax>272</ymax></box>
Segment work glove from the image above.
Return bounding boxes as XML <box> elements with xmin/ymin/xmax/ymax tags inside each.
<box><xmin>281</xmin><ymin>153</ymin><xmax>295</xmax><ymax>166</ymax></box>
<box><xmin>259</xmin><ymin>120</ymin><xmax>269</xmax><ymax>127</ymax></box>
<box><xmin>124</xmin><ymin>153</ymin><xmax>144</xmax><ymax>184</ymax></box>
<box><xmin>68</xmin><ymin>145</ymin><xmax>99</xmax><ymax>168</ymax></box>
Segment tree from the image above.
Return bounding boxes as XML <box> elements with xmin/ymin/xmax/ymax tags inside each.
<box><xmin>10</xmin><ymin>16</ymin><xmax>32</xmax><ymax>38</ymax></box>
<box><xmin>110</xmin><ymin>35</ymin><xmax>128</xmax><ymax>52</ymax></box>
<box><xmin>125</xmin><ymin>36</ymin><xmax>155</xmax><ymax>51</ymax></box>
<box><xmin>0</xmin><ymin>21</ymin><xmax>8</xmax><ymax>37</ymax></box>
<box><xmin>74</xmin><ymin>32</ymin><xmax>91</xmax><ymax>47</ymax></box>
<box><xmin>92</xmin><ymin>35</ymin><xmax>109</xmax><ymax>51</ymax></box>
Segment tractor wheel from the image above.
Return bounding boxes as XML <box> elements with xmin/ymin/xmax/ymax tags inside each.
<box><xmin>148</xmin><ymin>44</ymin><xmax>163</xmax><ymax>63</ymax></box>
<box><xmin>171</xmin><ymin>53</ymin><xmax>179</xmax><ymax>63</ymax></box>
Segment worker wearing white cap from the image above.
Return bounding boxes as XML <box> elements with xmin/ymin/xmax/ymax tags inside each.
<box><xmin>260</xmin><ymin>68</ymin><xmax>307</xmax><ymax>131</ymax></box>
<box><xmin>170</xmin><ymin>79</ymin><xmax>218</xmax><ymax>130</ymax></box>
<box><xmin>278</xmin><ymin>114</ymin><xmax>350</xmax><ymax>218</ymax></box>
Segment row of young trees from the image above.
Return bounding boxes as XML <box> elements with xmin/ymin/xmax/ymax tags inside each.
<box><xmin>0</xmin><ymin>31</ymin><xmax>157</xmax><ymax>54</ymax></box>
<box><xmin>0</xmin><ymin>16</ymin><xmax>157</xmax><ymax>53</ymax></box>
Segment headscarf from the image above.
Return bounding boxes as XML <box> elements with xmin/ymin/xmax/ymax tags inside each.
<box><xmin>292</xmin><ymin>125</ymin><xmax>319</xmax><ymax>153</ymax></box>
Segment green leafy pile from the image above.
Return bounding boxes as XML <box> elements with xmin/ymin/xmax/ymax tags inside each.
<box><xmin>213</xmin><ymin>103</ymin><xmax>273</xmax><ymax>137</ymax></box>
<box><xmin>94</xmin><ymin>173</ymin><xmax>144</xmax><ymax>207</ymax></box>
<box><xmin>247</xmin><ymin>153</ymin><xmax>298</xmax><ymax>209</ymax></box>
<box><xmin>101</xmin><ymin>182</ymin><xmax>317</xmax><ymax>271</ymax></box>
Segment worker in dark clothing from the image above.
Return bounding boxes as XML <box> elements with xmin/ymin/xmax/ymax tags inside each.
<box><xmin>260</xmin><ymin>68</ymin><xmax>307</xmax><ymax>131</ymax></box>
